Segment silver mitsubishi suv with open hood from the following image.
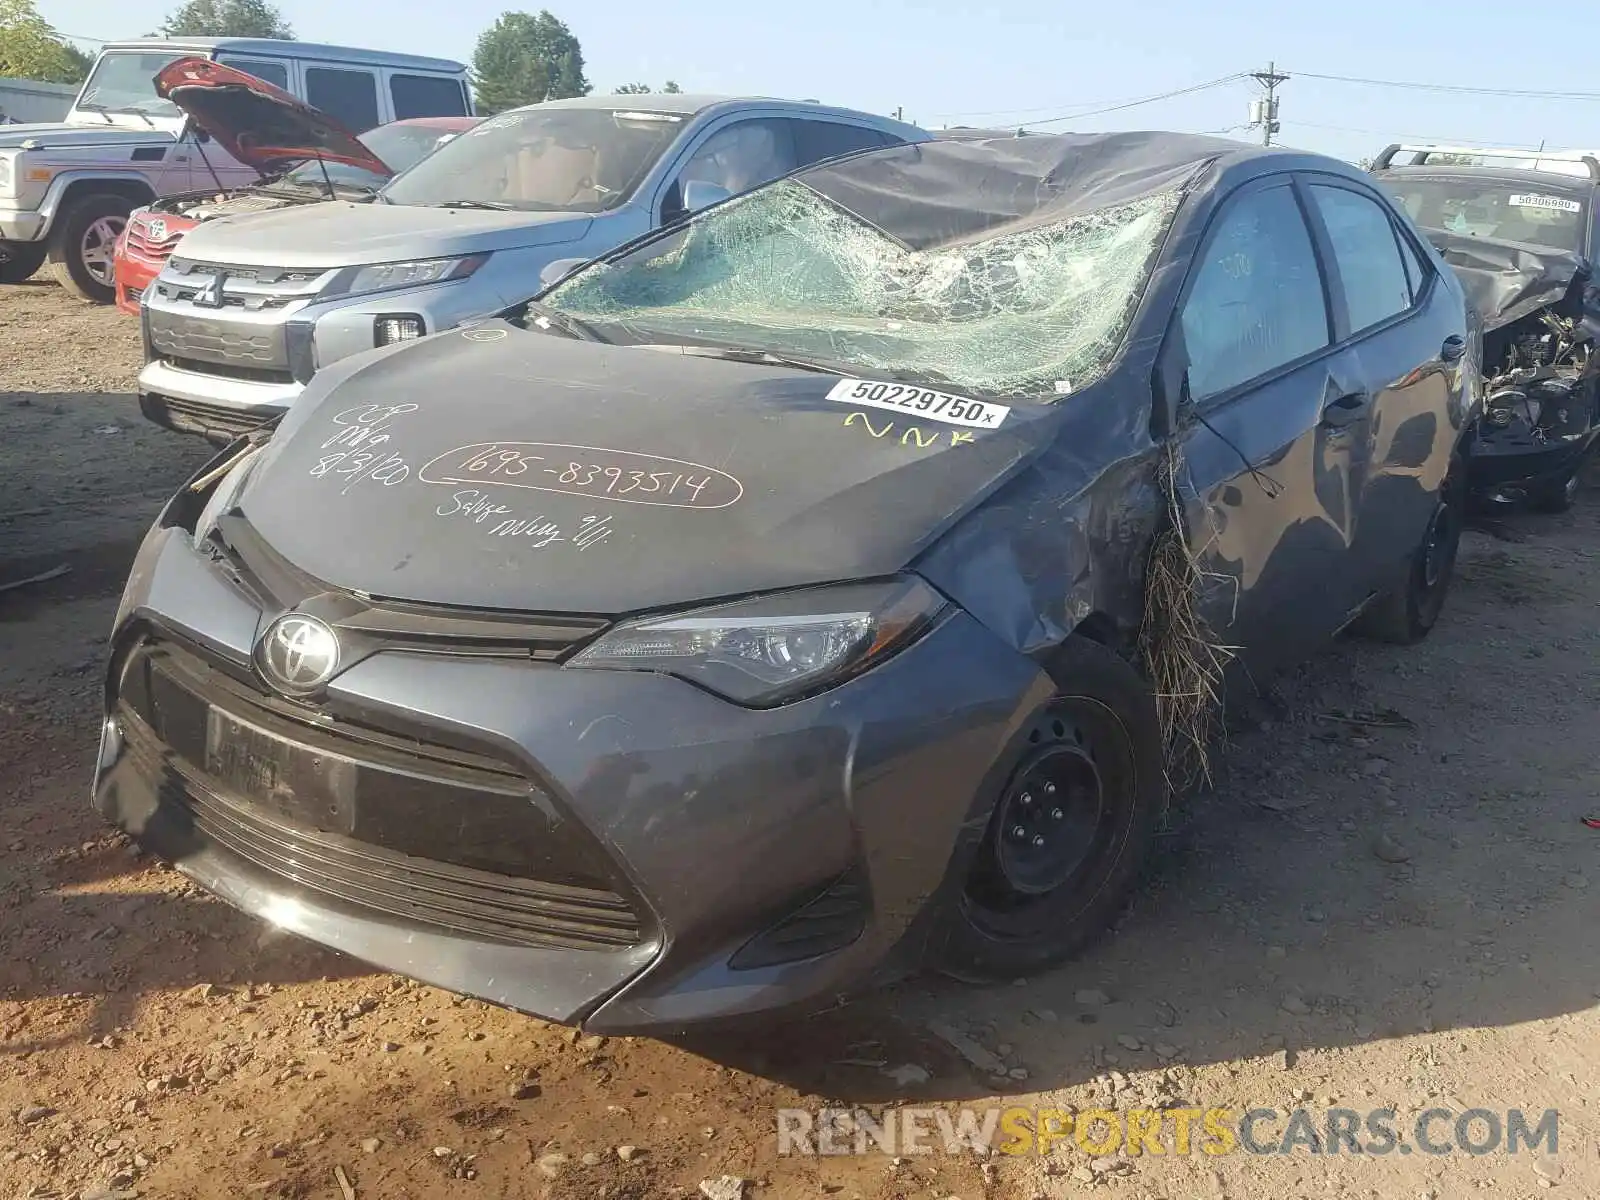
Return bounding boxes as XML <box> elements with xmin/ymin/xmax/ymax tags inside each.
<box><xmin>138</xmin><ymin>94</ymin><xmax>928</xmax><ymax>442</ymax></box>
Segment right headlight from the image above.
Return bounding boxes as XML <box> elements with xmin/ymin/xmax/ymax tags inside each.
<box><xmin>0</xmin><ymin>153</ymin><xmax>15</xmax><ymax>198</ymax></box>
<box><xmin>326</xmin><ymin>254</ymin><xmax>487</xmax><ymax>298</ymax></box>
<box><xmin>568</xmin><ymin>576</ymin><xmax>950</xmax><ymax>707</ymax></box>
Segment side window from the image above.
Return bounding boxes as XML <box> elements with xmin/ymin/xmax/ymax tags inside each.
<box><xmin>1308</xmin><ymin>184</ymin><xmax>1413</xmax><ymax>334</ymax></box>
<box><xmin>391</xmin><ymin>73</ymin><xmax>468</xmax><ymax>120</ymax></box>
<box><xmin>215</xmin><ymin>56</ymin><xmax>288</xmax><ymax>91</ymax></box>
<box><xmin>1180</xmin><ymin>184</ymin><xmax>1331</xmax><ymax>402</ymax></box>
<box><xmin>1393</xmin><ymin>223</ymin><xmax>1430</xmax><ymax>301</ymax></box>
<box><xmin>304</xmin><ymin>67</ymin><xmax>380</xmax><ymax>133</ymax></box>
<box><xmin>678</xmin><ymin>119</ymin><xmax>798</xmax><ymax>197</ymax></box>
<box><xmin>789</xmin><ymin>120</ymin><xmax>895</xmax><ymax>168</ymax></box>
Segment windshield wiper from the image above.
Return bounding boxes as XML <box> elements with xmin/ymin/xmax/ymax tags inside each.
<box><xmin>111</xmin><ymin>107</ymin><xmax>157</xmax><ymax>128</ymax></box>
<box><xmin>435</xmin><ymin>199</ymin><xmax>514</xmax><ymax>210</ymax></box>
<box><xmin>662</xmin><ymin>345</ymin><xmax>853</xmax><ymax>376</ymax></box>
<box><xmin>75</xmin><ymin>101</ymin><xmax>114</xmax><ymax>125</ymax></box>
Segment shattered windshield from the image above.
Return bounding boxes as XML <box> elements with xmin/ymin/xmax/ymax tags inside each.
<box><xmin>1381</xmin><ymin>177</ymin><xmax>1587</xmax><ymax>253</ymax></box>
<box><xmin>542</xmin><ymin>180</ymin><xmax>1182</xmax><ymax>397</ymax></box>
<box><xmin>379</xmin><ymin>108</ymin><xmax>685</xmax><ymax>212</ymax></box>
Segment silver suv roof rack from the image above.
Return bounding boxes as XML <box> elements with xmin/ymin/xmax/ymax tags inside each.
<box><xmin>1372</xmin><ymin>143</ymin><xmax>1600</xmax><ymax>181</ymax></box>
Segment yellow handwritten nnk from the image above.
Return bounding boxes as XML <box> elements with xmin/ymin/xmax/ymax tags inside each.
<box><xmin>843</xmin><ymin>413</ymin><xmax>978</xmax><ymax>448</ymax></box>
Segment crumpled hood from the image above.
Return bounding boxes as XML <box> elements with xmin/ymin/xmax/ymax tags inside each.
<box><xmin>155</xmin><ymin>55</ymin><xmax>388</xmax><ymax>178</ymax></box>
<box><xmin>0</xmin><ymin>123</ymin><xmax>174</xmax><ymax>151</ymax></box>
<box><xmin>229</xmin><ymin>323</ymin><xmax>1055</xmax><ymax>614</ymax></box>
<box><xmin>1423</xmin><ymin>227</ymin><xmax>1593</xmax><ymax>332</ymax></box>
<box><xmin>169</xmin><ymin>200</ymin><xmax>592</xmax><ymax>269</ymax></box>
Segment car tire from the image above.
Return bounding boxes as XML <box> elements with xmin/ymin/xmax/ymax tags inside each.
<box><xmin>1528</xmin><ymin>461</ymin><xmax>1582</xmax><ymax>514</ymax></box>
<box><xmin>932</xmin><ymin>635</ymin><xmax>1167</xmax><ymax>982</ymax></box>
<box><xmin>1354</xmin><ymin>455</ymin><xmax>1464</xmax><ymax>645</ymax></box>
<box><xmin>48</xmin><ymin>194</ymin><xmax>132</xmax><ymax>304</ymax></box>
<box><xmin>0</xmin><ymin>241</ymin><xmax>49</xmax><ymax>283</ymax></box>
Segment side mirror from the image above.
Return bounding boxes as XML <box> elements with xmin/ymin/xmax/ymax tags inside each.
<box><xmin>682</xmin><ymin>180</ymin><xmax>732</xmax><ymax>214</ymax></box>
<box><xmin>539</xmin><ymin>257</ymin><xmax>588</xmax><ymax>290</ymax></box>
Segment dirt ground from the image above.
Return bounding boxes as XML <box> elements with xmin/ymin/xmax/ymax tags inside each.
<box><xmin>2</xmin><ymin>280</ymin><xmax>1596</xmax><ymax>1200</ymax></box>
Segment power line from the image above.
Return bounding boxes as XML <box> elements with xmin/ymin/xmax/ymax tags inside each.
<box><xmin>1283</xmin><ymin>118</ymin><xmax>1545</xmax><ymax>148</ymax></box>
<box><xmin>1293</xmin><ymin>70</ymin><xmax>1600</xmax><ymax>102</ymax></box>
<box><xmin>932</xmin><ymin>73</ymin><xmax>1247</xmax><ymax>125</ymax></box>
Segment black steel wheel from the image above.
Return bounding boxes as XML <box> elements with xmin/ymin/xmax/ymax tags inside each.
<box><xmin>934</xmin><ymin>636</ymin><xmax>1166</xmax><ymax>982</ymax></box>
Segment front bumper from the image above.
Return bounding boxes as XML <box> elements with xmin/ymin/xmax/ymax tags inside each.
<box><xmin>94</xmin><ymin>525</ymin><xmax>1049</xmax><ymax>1032</ymax></box>
<box><xmin>0</xmin><ymin>206</ymin><xmax>46</xmax><ymax>243</ymax></box>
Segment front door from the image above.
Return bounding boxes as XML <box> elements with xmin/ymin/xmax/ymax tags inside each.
<box><xmin>1171</xmin><ymin>176</ymin><xmax>1370</xmax><ymax>673</ymax></box>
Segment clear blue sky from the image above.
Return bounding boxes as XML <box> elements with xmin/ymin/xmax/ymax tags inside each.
<box><xmin>37</xmin><ymin>0</ymin><xmax>1600</xmax><ymax>164</ymax></box>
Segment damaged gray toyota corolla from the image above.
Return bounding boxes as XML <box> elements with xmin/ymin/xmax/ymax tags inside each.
<box><xmin>96</xmin><ymin>132</ymin><xmax>1474</xmax><ymax>1033</ymax></box>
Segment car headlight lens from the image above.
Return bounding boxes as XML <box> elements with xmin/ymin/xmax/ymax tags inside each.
<box><xmin>0</xmin><ymin>154</ymin><xmax>12</xmax><ymax>196</ymax></box>
<box><xmin>569</xmin><ymin>576</ymin><xmax>949</xmax><ymax>706</ymax></box>
<box><xmin>328</xmin><ymin>255</ymin><xmax>487</xmax><ymax>298</ymax></box>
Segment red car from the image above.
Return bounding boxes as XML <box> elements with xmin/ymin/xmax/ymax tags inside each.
<box><xmin>115</xmin><ymin>57</ymin><xmax>480</xmax><ymax>315</ymax></box>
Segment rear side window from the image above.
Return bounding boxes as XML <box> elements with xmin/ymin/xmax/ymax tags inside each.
<box><xmin>788</xmin><ymin>120</ymin><xmax>896</xmax><ymax>167</ymax></box>
<box><xmin>1181</xmin><ymin>184</ymin><xmax>1331</xmax><ymax>401</ymax></box>
<box><xmin>305</xmin><ymin>67</ymin><xmax>380</xmax><ymax>133</ymax></box>
<box><xmin>391</xmin><ymin>73</ymin><xmax>468</xmax><ymax>120</ymax></box>
<box><xmin>1393</xmin><ymin>224</ymin><xmax>1430</xmax><ymax>300</ymax></box>
<box><xmin>216</xmin><ymin>56</ymin><xmax>287</xmax><ymax>90</ymax></box>
<box><xmin>1308</xmin><ymin>184</ymin><xmax>1412</xmax><ymax>334</ymax></box>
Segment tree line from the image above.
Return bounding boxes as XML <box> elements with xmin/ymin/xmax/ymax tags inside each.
<box><xmin>1</xmin><ymin>0</ymin><xmax>680</xmax><ymax>113</ymax></box>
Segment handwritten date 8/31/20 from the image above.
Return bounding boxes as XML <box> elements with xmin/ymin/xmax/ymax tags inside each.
<box><xmin>419</xmin><ymin>442</ymin><xmax>743</xmax><ymax>510</ymax></box>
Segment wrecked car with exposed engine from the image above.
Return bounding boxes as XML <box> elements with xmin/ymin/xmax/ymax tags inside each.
<box><xmin>95</xmin><ymin>132</ymin><xmax>1473</xmax><ymax>1033</ymax></box>
<box><xmin>115</xmin><ymin>56</ymin><xmax>482</xmax><ymax>315</ymax></box>
<box><xmin>1375</xmin><ymin>143</ymin><xmax>1600</xmax><ymax>511</ymax></box>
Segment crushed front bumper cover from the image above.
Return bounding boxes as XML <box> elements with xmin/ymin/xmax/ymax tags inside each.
<box><xmin>93</xmin><ymin>525</ymin><xmax>1049</xmax><ymax>1032</ymax></box>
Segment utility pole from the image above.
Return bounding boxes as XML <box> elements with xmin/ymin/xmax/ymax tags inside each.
<box><xmin>894</xmin><ymin>106</ymin><xmax>903</xmax><ymax>122</ymax></box>
<box><xmin>1249</xmin><ymin>62</ymin><xmax>1288</xmax><ymax>146</ymax></box>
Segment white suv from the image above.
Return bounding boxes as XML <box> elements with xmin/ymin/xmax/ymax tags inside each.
<box><xmin>0</xmin><ymin>36</ymin><xmax>471</xmax><ymax>302</ymax></box>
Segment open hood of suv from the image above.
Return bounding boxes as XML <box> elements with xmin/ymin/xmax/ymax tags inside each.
<box><xmin>154</xmin><ymin>56</ymin><xmax>391</xmax><ymax>180</ymax></box>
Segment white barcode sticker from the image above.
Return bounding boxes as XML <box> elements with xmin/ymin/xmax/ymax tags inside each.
<box><xmin>826</xmin><ymin>378</ymin><xmax>1010</xmax><ymax>428</ymax></box>
<box><xmin>1509</xmin><ymin>193</ymin><xmax>1581</xmax><ymax>213</ymax></box>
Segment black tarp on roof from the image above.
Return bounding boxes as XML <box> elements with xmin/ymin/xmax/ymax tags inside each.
<box><xmin>793</xmin><ymin>131</ymin><xmax>1246</xmax><ymax>251</ymax></box>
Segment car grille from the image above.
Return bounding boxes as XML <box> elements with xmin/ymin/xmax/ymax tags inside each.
<box><xmin>126</xmin><ymin>224</ymin><xmax>183</xmax><ymax>261</ymax></box>
<box><xmin>124</xmin><ymin>286</ymin><xmax>144</xmax><ymax>305</ymax></box>
<box><xmin>148</xmin><ymin>311</ymin><xmax>288</xmax><ymax>372</ymax></box>
<box><xmin>157</xmin><ymin>257</ymin><xmax>327</xmax><ymax>313</ymax></box>
<box><xmin>115</xmin><ymin>635</ymin><xmax>645</xmax><ymax>951</ymax></box>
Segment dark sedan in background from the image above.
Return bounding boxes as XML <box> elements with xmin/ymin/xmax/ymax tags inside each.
<box><xmin>95</xmin><ymin>131</ymin><xmax>1475</xmax><ymax>1033</ymax></box>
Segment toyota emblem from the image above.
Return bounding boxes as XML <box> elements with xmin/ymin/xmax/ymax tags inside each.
<box><xmin>256</xmin><ymin>613</ymin><xmax>340</xmax><ymax>696</ymax></box>
<box><xmin>148</xmin><ymin>218</ymin><xmax>167</xmax><ymax>242</ymax></box>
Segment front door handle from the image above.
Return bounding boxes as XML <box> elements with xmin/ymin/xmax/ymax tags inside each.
<box><xmin>1320</xmin><ymin>392</ymin><xmax>1371</xmax><ymax>429</ymax></box>
<box><xmin>1441</xmin><ymin>334</ymin><xmax>1466</xmax><ymax>363</ymax></box>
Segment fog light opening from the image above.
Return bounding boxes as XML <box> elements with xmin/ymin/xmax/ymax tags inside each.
<box><xmin>375</xmin><ymin>315</ymin><xmax>426</xmax><ymax>346</ymax></box>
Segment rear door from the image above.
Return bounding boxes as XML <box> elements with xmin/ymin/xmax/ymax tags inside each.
<box><xmin>1170</xmin><ymin>175</ymin><xmax>1365</xmax><ymax>670</ymax></box>
<box><xmin>1301</xmin><ymin>175</ymin><xmax>1454</xmax><ymax>593</ymax></box>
